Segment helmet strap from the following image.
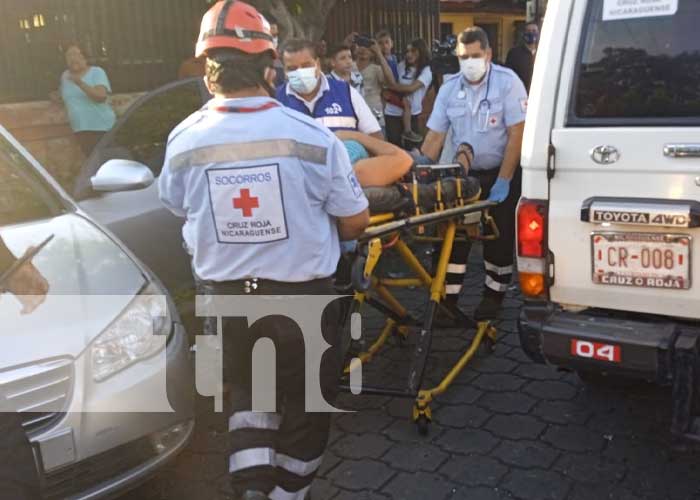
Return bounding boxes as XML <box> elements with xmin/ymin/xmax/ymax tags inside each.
<box><xmin>261</xmin><ymin>66</ymin><xmax>276</xmax><ymax>97</ymax></box>
<box><xmin>216</xmin><ymin>0</ymin><xmax>236</xmax><ymax>36</ymax></box>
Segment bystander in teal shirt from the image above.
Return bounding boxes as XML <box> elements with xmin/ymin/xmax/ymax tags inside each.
<box><xmin>60</xmin><ymin>66</ymin><xmax>116</xmax><ymax>133</ymax></box>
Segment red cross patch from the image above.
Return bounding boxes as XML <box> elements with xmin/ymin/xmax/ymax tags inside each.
<box><xmin>207</xmin><ymin>164</ymin><xmax>288</xmax><ymax>244</ymax></box>
<box><xmin>233</xmin><ymin>189</ymin><xmax>260</xmax><ymax>217</ymax></box>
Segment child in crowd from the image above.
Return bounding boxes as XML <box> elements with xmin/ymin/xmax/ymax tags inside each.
<box><xmin>375</xmin><ymin>30</ymin><xmax>399</xmax><ymax>81</ymax></box>
<box><xmin>328</xmin><ymin>45</ymin><xmax>364</xmax><ymax>95</ymax></box>
<box><xmin>373</xmin><ymin>38</ymin><xmax>433</xmax><ymax>148</ymax></box>
<box><xmin>374</xmin><ymin>30</ymin><xmax>419</xmax><ymax>142</ymax></box>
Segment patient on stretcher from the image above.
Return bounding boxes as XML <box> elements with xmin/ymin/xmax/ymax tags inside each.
<box><xmin>339</xmin><ymin>133</ymin><xmax>481</xmax><ymax>215</ymax></box>
<box><xmin>334</xmin><ymin>137</ymin><xmax>483</xmax><ymax>291</ymax></box>
<box><xmin>337</xmin><ymin>130</ymin><xmax>413</xmax><ymax>187</ymax></box>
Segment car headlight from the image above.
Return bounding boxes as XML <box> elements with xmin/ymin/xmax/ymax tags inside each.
<box><xmin>91</xmin><ymin>282</ymin><xmax>172</xmax><ymax>382</ymax></box>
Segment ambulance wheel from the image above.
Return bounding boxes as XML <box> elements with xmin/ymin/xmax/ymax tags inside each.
<box><xmin>416</xmin><ymin>415</ymin><xmax>430</xmax><ymax>436</ymax></box>
<box><xmin>351</xmin><ymin>256</ymin><xmax>371</xmax><ymax>292</ymax></box>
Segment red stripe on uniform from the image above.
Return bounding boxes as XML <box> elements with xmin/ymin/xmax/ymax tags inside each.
<box><xmin>212</xmin><ymin>102</ymin><xmax>280</xmax><ymax>114</ymax></box>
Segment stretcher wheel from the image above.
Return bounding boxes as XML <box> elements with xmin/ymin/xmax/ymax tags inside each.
<box><xmin>412</xmin><ymin>403</ymin><xmax>432</xmax><ymax>436</ymax></box>
<box><xmin>415</xmin><ymin>414</ymin><xmax>430</xmax><ymax>436</ymax></box>
<box><xmin>479</xmin><ymin>337</ymin><xmax>496</xmax><ymax>355</ymax></box>
<box><xmin>477</xmin><ymin>324</ymin><xmax>497</xmax><ymax>355</ymax></box>
<box><xmin>351</xmin><ymin>256</ymin><xmax>371</xmax><ymax>292</ymax></box>
<box><xmin>394</xmin><ymin>326</ymin><xmax>410</xmax><ymax>347</ymax></box>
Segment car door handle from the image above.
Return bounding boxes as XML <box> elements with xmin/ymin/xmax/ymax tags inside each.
<box><xmin>664</xmin><ymin>144</ymin><xmax>700</xmax><ymax>158</ymax></box>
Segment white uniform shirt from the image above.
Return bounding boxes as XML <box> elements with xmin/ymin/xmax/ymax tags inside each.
<box><xmin>285</xmin><ymin>75</ymin><xmax>381</xmax><ymax>135</ymax></box>
<box><xmin>428</xmin><ymin>64</ymin><xmax>528</xmax><ymax>170</ymax></box>
<box><xmin>158</xmin><ymin>96</ymin><xmax>368</xmax><ymax>283</ymax></box>
<box><xmin>385</xmin><ymin>62</ymin><xmax>433</xmax><ymax>117</ymax></box>
<box><xmin>329</xmin><ymin>68</ymin><xmax>364</xmax><ymax>96</ymax></box>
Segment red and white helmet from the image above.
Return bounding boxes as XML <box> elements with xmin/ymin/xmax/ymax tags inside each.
<box><xmin>196</xmin><ymin>0</ymin><xmax>277</xmax><ymax>58</ymax></box>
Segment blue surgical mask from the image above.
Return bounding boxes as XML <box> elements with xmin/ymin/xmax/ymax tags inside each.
<box><xmin>523</xmin><ymin>32</ymin><xmax>539</xmax><ymax>45</ymax></box>
<box><xmin>288</xmin><ymin>67</ymin><xmax>319</xmax><ymax>95</ymax></box>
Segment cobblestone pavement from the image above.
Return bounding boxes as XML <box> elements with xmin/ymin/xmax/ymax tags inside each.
<box><xmin>127</xmin><ymin>249</ymin><xmax>700</xmax><ymax>500</ymax></box>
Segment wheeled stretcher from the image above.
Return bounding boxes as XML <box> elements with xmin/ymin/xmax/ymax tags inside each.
<box><xmin>339</xmin><ymin>164</ymin><xmax>501</xmax><ymax>434</ymax></box>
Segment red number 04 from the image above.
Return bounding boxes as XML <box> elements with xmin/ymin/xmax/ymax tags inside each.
<box><xmin>570</xmin><ymin>340</ymin><xmax>621</xmax><ymax>363</ymax></box>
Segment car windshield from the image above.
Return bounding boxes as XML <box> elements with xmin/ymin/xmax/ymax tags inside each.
<box><xmin>0</xmin><ymin>133</ymin><xmax>65</xmax><ymax>227</ymax></box>
<box><xmin>571</xmin><ymin>0</ymin><xmax>700</xmax><ymax>122</ymax></box>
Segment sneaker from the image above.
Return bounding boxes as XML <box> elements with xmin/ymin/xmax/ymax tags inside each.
<box><xmin>461</xmin><ymin>176</ymin><xmax>482</xmax><ymax>202</ymax></box>
<box><xmin>473</xmin><ymin>292</ymin><xmax>505</xmax><ymax>321</ymax></box>
<box><xmin>402</xmin><ymin>130</ymin><xmax>424</xmax><ymax>144</ymax></box>
<box><xmin>364</xmin><ymin>185</ymin><xmax>412</xmax><ymax>213</ymax></box>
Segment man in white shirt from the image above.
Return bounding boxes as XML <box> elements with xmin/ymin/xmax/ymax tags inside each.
<box><xmin>276</xmin><ymin>39</ymin><xmax>383</xmax><ymax>139</ymax></box>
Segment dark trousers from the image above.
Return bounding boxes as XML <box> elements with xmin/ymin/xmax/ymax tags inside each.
<box><xmin>0</xmin><ymin>397</ymin><xmax>41</xmax><ymax>499</ymax></box>
<box><xmin>385</xmin><ymin>115</ymin><xmax>419</xmax><ymax>148</ymax></box>
<box><xmin>75</xmin><ymin>131</ymin><xmax>105</xmax><ymax>157</ymax></box>
<box><xmin>200</xmin><ymin>278</ymin><xmax>342</xmax><ymax>499</ymax></box>
<box><xmin>445</xmin><ymin>166</ymin><xmax>523</xmax><ymax>302</ymax></box>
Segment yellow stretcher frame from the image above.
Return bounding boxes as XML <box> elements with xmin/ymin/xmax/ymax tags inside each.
<box><xmin>340</xmin><ymin>169</ymin><xmax>500</xmax><ymax>435</ymax></box>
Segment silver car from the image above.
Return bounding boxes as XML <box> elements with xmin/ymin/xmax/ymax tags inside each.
<box><xmin>73</xmin><ymin>78</ymin><xmax>211</xmax><ymax>302</ymax></box>
<box><xmin>0</xmin><ymin>126</ymin><xmax>194</xmax><ymax>499</ymax></box>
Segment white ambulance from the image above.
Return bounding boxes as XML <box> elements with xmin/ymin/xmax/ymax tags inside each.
<box><xmin>518</xmin><ymin>0</ymin><xmax>700</xmax><ymax>440</ymax></box>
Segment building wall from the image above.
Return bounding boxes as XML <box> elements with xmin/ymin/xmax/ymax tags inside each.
<box><xmin>0</xmin><ymin>94</ymin><xmax>142</xmax><ymax>189</ymax></box>
<box><xmin>440</xmin><ymin>12</ymin><xmax>526</xmax><ymax>63</ymax></box>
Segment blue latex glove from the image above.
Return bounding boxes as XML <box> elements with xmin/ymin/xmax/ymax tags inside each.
<box><xmin>340</xmin><ymin>240</ymin><xmax>358</xmax><ymax>254</ymax></box>
<box><xmin>488</xmin><ymin>177</ymin><xmax>511</xmax><ymax>203</ymax></box>
<box><xmin>409</xmin><ymin>150</ymin><xmax>434</xmax><ymax>165</ymax></box>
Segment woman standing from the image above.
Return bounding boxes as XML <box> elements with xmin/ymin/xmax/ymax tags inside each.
<box><xmin>57</xmin><ymin>45</ymin><xmax>116</xmax><ymax>157</ymax></box>
<box><xmin>375</xmin><ymin>39</ymin><xmax>432</xmax><ymax>147</ymax></box>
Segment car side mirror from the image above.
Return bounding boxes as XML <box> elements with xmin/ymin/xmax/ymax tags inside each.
<box><xmin>90</xmin><ymin>159</ymin><xmax>155</xmax><ymax>193</ymax></box>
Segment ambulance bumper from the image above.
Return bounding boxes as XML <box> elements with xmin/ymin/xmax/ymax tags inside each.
<box><xmin>519</xmin><ymin>303</ymin><xmax>700</xmax><ymax>441</ymax></box>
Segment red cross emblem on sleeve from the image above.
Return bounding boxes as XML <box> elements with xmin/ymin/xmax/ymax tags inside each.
<box><xmin>233</xmin><ymin>189</ymin><xmax>259</xmax><ymax>217</ymax></box>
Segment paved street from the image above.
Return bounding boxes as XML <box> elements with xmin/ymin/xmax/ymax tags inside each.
<box><xmin>128</xmin><ymin>248</ymin><xmax>700</xmax><ymax>500</ymax></box>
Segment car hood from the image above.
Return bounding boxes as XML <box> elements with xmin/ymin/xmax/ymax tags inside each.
<box><xmin>0</xmin><ymin>213</ymin><xmax>147</xmax><ymax>367</ymax></box>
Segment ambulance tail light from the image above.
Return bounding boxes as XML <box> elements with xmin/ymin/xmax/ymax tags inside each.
<box><xmin>517</xmin><ymin>199</ymin><xmax>549</xmax><ymax>298</ymax></box>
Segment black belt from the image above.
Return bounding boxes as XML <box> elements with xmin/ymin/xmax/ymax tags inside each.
<box><xmin>196</xmin><ymin>277</ymin><xmax>335</xmax><ymax>296</ymax></box>
<box><xmin>470</xmin><ymin>167</ymin><xmax>501</xmax><ymax>176</ymax></box>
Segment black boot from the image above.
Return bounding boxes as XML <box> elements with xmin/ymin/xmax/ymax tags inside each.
<box><xmin>473</xmin><ymin>290</ymin><xmax>505</xmax><ymax>321</ymax></box>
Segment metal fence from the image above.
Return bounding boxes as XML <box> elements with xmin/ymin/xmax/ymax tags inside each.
<box><xmin>325</xmin><ymin>0</ymin><xmax>440</xmax><ymax>55</ymax></box>
<box><xmin>0</xmin><ymin>0</ymin><xmax>440</xmax><ymax>104</ymax></box>
<box><xmin>0</xmin><ymin>0</ymin><xmax>212</xmax><ymax>104</ymax></box>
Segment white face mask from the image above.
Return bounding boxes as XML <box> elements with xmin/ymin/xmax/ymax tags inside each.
<box><xmin>460</xmin><ymin>57</ymin><xmax>488</xmax><ymax>83</ymax></box>
<box><xmin>288</xmin><ymin>67</ymin><xmax>319</xmax><ymax>95</ymax></box>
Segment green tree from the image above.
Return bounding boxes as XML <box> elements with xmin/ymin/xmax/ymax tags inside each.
<box><xmin>247</xmin><ymin>0</ymin><xmax>338</xmax><ymax>40</ymax></box>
